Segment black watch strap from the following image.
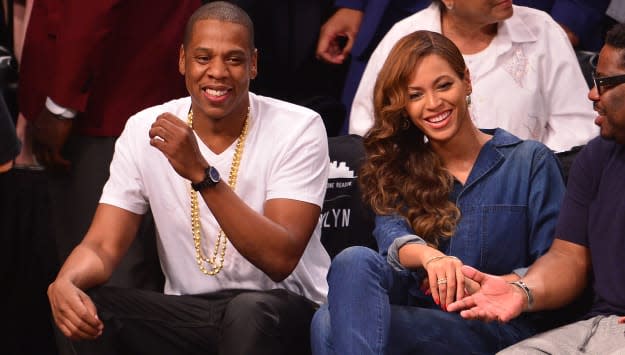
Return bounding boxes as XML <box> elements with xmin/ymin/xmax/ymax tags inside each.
<box><xmin>191</xmin><ymin>166</ymin><xmax>220</xmax><ymax>191</ymax></box>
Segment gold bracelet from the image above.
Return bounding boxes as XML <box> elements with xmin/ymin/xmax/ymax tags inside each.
<box><xmin>424</xmin><ymin>255</ymin><xmax>460</xmax><ymax>268</ymax></box>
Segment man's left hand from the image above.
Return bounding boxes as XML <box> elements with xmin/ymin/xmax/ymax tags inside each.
<box><xmin>149</xmin><ymin>112</ymin><xmax>208</xmax><ymax>182</ymax></box>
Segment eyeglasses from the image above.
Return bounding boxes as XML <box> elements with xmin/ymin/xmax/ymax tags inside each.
<box><xmin>589</xmin><ymin>54</ymin><xmax>625</xmax><ymax>95</ymax></box>
<box><xmin>592</xmin><ymin>72</ymin><xmax>625</xmax><ymax>95</ymax></box>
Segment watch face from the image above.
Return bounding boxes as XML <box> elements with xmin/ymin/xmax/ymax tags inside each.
<box><xmin>208</xmin><ymin>166</ymin><xmax>221</xmax><ymax>184</ymax></box>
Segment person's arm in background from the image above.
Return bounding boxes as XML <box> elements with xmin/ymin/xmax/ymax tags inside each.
<box><xmin>316</xmin><ymin>1</ymin><xmax>366</xmax><ymax>64</ymax></box>
<box><xmin>25</xmin><ymin>0</ymin><xmax>122</xmax><ymax>170</ymax></box>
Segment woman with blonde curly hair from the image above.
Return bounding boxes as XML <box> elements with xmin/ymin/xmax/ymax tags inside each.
<box><xmin>311</xmin><ymin>30</ymin><xmax>566</xmax><ymax>354</ymax></box>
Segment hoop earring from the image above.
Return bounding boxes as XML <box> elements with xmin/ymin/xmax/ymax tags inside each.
<box><xmin>401</xmin><ymin>118</ymin><xmax>411</xmax><ymax>130</ymax></box>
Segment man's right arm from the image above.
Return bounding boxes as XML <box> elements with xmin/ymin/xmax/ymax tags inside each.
<box><xmin>448</xmin><ymin>238</ymin><xmax>591</xmax><ymax>322</ymax></box>
<box><xmin>518</xmin><ymin>238</ymin><xmax>591</xmax><ymax>311</ymax></box>
<box><xmin>54</xmin><ymin>204</ymin><xmax>143</xmax><ymax>289</ymax></box>
<box><xmin>48</xmin><ymin>204</ymin><xmax>142</xmax><ymax>340</ymax></box>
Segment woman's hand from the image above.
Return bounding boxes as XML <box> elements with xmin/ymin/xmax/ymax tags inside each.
<box><xmin>423</xmin><ymin>254</ymin><xmax>465</xmax><ymax>311</ymax></box>
<box><xmin>397</xmin><ymin>244</ymin><xmax>467</xmax><ymax>310</ymax></box>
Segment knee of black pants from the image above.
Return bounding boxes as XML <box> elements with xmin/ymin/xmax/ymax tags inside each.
<box><xmin>221</xmin><ymin>291</ymin><xmax>283</xmax><ymax>338</ymax></box>
<box><xmin>219</xmin><ymin>290</ymin><xmax>314</xmax><ymax>355</ymax></box>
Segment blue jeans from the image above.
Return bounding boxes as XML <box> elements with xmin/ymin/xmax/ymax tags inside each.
<box><xmin>310</xmin><ymin>247</ymin><xmax>539</xmax><ymax>355</ymax></box>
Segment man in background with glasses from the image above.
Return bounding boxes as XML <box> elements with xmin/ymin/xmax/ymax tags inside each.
<box><xmin>448</xmin><ymin>22</ymin><xmax>625</xmax><ymax>354</ymax></box>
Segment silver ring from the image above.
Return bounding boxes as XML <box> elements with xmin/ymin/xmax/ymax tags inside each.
<box><xmin>437</xmin><ymin>277</ymin><xmax>447</xmax><ymax>285</ymax></box>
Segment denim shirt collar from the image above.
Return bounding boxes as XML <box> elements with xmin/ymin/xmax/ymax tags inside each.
<box><xmin>458</xmin><ymin>128</ymin><xmax>522</xmax><ymax>193</ymax></box>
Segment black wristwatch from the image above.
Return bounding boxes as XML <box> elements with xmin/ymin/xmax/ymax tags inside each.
<box><xmin>191</xmin><ymin>166</ymin><xmax>221</xmax><ymax>191</ymax></box>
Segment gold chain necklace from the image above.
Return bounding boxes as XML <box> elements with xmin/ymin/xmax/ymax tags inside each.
<box><xmin>187</xmin><ymin>106</ymin><xmax>250</xmax><ymax>276</ymax></box>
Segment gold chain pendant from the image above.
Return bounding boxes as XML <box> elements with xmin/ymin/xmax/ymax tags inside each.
<box><xmin>188</xmin><ymin>106</ymin><xmax>250</xmax><ymax>276</ymax></box>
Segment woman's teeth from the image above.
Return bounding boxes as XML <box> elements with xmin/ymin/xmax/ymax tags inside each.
<box><xmin>427</xmin><ymin>111</ymin><xmax>450</xmax><ymax>123</ymax></box>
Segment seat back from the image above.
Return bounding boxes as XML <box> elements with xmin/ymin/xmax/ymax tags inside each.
<box><xmin>321</xmin><ymin>135</ymin><xmax>377</xmax><ymax>258</ymax></box>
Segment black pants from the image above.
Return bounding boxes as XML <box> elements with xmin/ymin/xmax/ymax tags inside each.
<box><xmin>1</xmin><ymin>168</ymin><xmax>60</xmax><ymax>355</ymax></box>
<box><xmin>73</xmin><ymin>287</ymin><xmax>317</xmax><ymax>355</ymax></box>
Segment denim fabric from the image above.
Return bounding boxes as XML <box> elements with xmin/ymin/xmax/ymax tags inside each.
<box><xmin>311</xmin><ymin>129</ymin><xmax>566</xmax><ymax>355</ymax></box>
<box><xmin>311</xmin><ymin>247</ymin><xmax>539</xmax><ymax>355</ymax></box>
<box><xmin>377</xmin><ymin>129</ymin><xmax>565</xmax><ymax>277</ymax></box>
<box><xmin>387</xmin><ymin>235</ymin><xmax>427</xmax><ymax>271</ymax></box>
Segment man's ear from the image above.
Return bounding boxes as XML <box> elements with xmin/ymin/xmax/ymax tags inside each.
<box><xmin>250</xmin><ymin>48</ymin><xmax>258</xmax><ymax>79</ymax></box>
<box><xmin>179</xmin><ymin>44</ymin><xmax>186</xmax><ymax>76</ymax></box>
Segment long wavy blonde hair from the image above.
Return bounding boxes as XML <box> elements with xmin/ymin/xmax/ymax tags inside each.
<box><xmin>359</xmin><ymin>30</ymin><xmax>466</xmax><ymax>247</ymax></box>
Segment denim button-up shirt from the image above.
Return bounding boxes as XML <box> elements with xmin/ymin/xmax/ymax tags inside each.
<box><xmin>379</xmin><ymin>129</ymin><xmax>565</xmax><ymax>277</ymax></box>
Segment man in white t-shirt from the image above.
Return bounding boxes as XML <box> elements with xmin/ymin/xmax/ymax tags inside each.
<box><xmin>46</xmin><ymin>2</ymin><xmax>330</xmax><ymax>354</ymax></box>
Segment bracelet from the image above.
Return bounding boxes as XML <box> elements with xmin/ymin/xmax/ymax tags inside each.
<box><xmin>509</xmin><ymin>280</ymin><xmax>534</xmax><ymax>311</ymax></box>
<box><xmin>424</xmin><ymin>255</ymin><xmax>460</xmax><ymax>268</ymax></box>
